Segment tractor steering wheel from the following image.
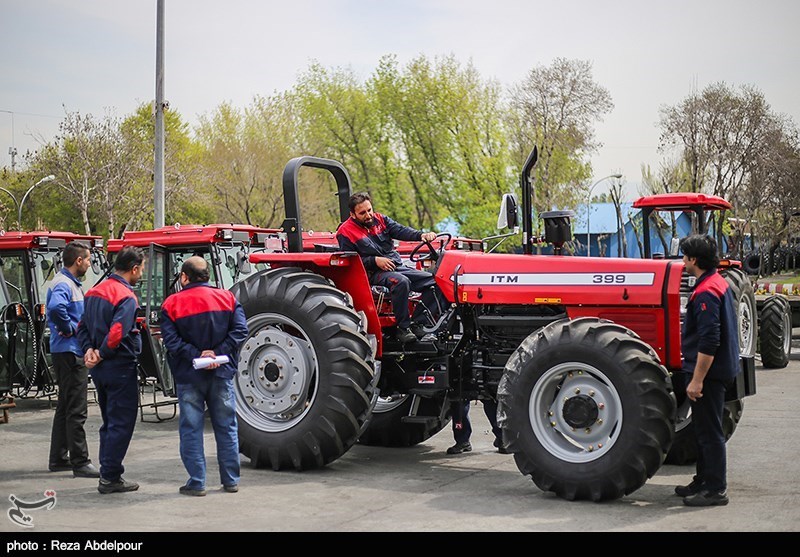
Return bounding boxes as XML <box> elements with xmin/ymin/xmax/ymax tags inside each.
<box><xmin>409</xmin><ymin>233</ymin><xmax>453</xmax><ymax>263</ymax></box>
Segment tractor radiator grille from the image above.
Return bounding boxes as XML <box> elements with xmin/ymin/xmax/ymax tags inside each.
<box><xmin>679</xmin><ymin>271</ymin><xmax>694</xmax><ymax>328</ymax></box>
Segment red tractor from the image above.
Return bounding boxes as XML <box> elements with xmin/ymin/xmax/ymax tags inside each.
<box><xmin>0</xmin><ymin>231</ymin><xmax>107</xmax><ymax>398</ymax></box>
<box><xmin>222</xmin><ymin>148</ymin><xmax>754</xmax><ymax>501</ymax></box>
<box><xmin>633</xmin><ymin>193</ymin><xmax>787</xmax><ymax>463</ymax></box>
<box><xmin>635</xmin><ymin>192</ymin><xmax>791</xmax><ymax>369</ymax></box>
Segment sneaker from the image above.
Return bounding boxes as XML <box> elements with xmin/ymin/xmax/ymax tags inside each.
<box><xmin>222</xmin><ymin>484</ymin><xmax>239</xmax><ymax>493</ymax></box>
<box><xmin>683</xmin><ymin>490</ymin><xmax>729</xmax><ymax>507</ymax></box>
<box><xmin>49</xmin><ymin>461</ymin><xmax>72</xmax><ymax>472</ymax></box>
<box><xmin>674</xmin><ymin>479</ymin><xmax>704</xmax><ymax>497</ymax></box>
<box><xmin>446</xmin><ymin>441</ymin><xmax>472</xmax><ymax>455</ymax></box>
<box><xmin>98</xmin><ymin>477</ymin><xmax>139</xmax><ymax>494</ymax></box>
<box><xmin>395</xmin><ymin>328</ymin><xmax>417</xmax><ymax>344</ymax></box>
<box><xmin>179</xmin><ymin>485</ymin><xmax>207</xmax><ymax>497</ymax></box>
<box><xmin>493</xmin><ymin>438</ymin><xmax>509</xmax><ymax>454</ymax></box>
<box><xmin>73</xmin><ymin>463</ymin><xmax>100</xmax><ymax>478</ymax></box>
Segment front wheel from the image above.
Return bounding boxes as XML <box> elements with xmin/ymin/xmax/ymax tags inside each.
<box><xmin>230</xmin><ymin>267</ymin><xmax>376</xmax><ymax>470</ymax></box>
<box><xmin>497</xmin><ymin>317</ymin><xmax>675</xmax><ymax>501</ymax></box>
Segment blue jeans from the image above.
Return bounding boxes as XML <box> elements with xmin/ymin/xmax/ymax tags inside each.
<box><xmin>90</xmin><ymin>366</ymin><xmax>139</xmax><ymax>482</ymax></box>
<box><xmin>177</xmin><ymin>376</ymin><xmax>240</xmax><ymax>489</ymax></box>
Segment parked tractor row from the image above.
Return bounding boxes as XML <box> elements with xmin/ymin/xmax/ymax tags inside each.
<box><xmin>1</xmin><ymin>147</ymin><xmax>789</xmax><ymax>501</ymax></box>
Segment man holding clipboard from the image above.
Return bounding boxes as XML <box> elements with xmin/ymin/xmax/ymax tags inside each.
<box><xmin>160</xmin><ymin>256</ymin><xmax>248</xmax><ymax>496</ymax></box>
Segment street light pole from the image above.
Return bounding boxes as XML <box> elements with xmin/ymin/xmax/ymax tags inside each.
<box><xmin>585</xmin><ymin>173</ymin><xmax>623</xmax><ymax>256</ymax></box>
<box><xmin>18</xmin><ymin>174</ymin><xmax>55</xmax><ymax>231</ymax></box>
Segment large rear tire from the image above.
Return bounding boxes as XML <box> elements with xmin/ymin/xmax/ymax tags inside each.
<box><xmin>497</xmin><ymin>317</ymin><xmax>675</xmax><ymax>501</ymax></box>
<box><xmin>759</xmin><ymin>294</ymin><xmax>791</xmax><ymax>369</ymax></box>
<box><xmin>357</xmin><ymin>393</ymin><xmax>450</xmax><ymax>447</ymax></box>
<box><xmin>230</xmin><ymin>267</ymin><xmax>376</xmax><ymax>470</ymax></box>
<box><xmin>721</xmin><ymin>268</ymin><xmax>757</xmax><ymax>358</ymax></box>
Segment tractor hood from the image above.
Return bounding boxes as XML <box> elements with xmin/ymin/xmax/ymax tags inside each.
<box><xmin>436</xmin><ymin>251</ymin><xmax>681</xmax><ymax>307</ymax></box>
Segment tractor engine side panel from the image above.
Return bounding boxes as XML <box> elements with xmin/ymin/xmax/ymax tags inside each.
<box><xmin>436</xmin><ymin>252</ymin><xmax>685</xmax><ymax>369</ymax></box>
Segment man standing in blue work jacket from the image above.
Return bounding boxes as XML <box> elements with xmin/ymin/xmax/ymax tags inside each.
<box><xmin>47</xmin><ymin>241</ymin><xmax>100</xmax><ymax>478</ymax></box>
<box><xmin>78</xmin><ymin>246</ymin><xmax>146</xmax><ymax>495</ymax></box>
<box><xmin>160</xmin><ymin>256</ymin><xmax>248</xmax><ymax>496</ymax></box>
<box><xmin>675</xmin><ymin>234</ymin><xmax>739</xmax><ymax>507</ymax></box>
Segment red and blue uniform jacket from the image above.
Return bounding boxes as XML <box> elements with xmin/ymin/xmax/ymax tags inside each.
<box><xmin>681</xmin><ymin>269</ymin><xmax>740</xmax><ymax>382</ymax></box>
<box><xmin>77</xmin><ymin>274</ymin><xmax>141</xmax><ymax>371</ymax></box>
<box><xmin>336</xmin><ymin>213</ymin><xmax>423</xmax><ymax>274</ymax></box>
<box><xmin>160</xmin><ymin>282</ymin><xmax>248</xmax><ymax>384</ymax></box>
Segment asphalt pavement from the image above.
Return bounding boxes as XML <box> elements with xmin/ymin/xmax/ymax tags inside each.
<box><xmin>1</xmin><ymin>348</ymin><xmax>799</xmax><ymax>538</ymax></box>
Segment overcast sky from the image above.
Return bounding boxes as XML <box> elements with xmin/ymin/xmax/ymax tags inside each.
<box><xmin>2</xmin><ymin>0</ymin><xmax>799</xmax><ymax>200</ymax></box>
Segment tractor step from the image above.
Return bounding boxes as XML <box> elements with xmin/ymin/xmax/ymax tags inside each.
<box><xmin>400</xmin><ymin>415</ymin><xmax>441</xmax><ymax>427</ymax></box>
<box><xmin>381</xmin><ymin>338</ymin><xmax>439</xmax><ymax>356</ymax></box>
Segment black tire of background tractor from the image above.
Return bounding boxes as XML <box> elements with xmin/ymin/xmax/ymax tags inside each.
<box><xmin>497</xmin><ymin>318</ymin><xmax>675</xmax><ymax>502</ymax></box>
<box><xmin>759</xmin><ymin>294</ymin><xmax>792</xmax><ymax>369</ymax></box>
<box><xmin>720</xmin><ymin>268</ymin><xmax>757</xmax><ymax>358</ymax></box>
<box><xmin>742</xmin><ymin>253</ymin><xmax>761</xmax><ymax>276</ymax></box>
<box><xmin>357</xmin><ymin>393</ymin><xmax>451</xmax><ymax>447</ymax></box>
<box><xmin>230</xmin><ymin>267</ymin><xmax>375</xmax><ymax>471</ymax></box>
<box><xmin>664</xmin><ymin>399</ymin><xmax>744</xmax><ymax>465</ymax></box>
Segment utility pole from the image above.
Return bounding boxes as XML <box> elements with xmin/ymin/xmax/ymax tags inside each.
<box><xmin>1</xmin><ymin>110</ymin><xmax>17</xmax><ymax>172</ymax></box>
<box><xmin>154</xmin><ymin>0</ymin><xmax>166</xmax><ymax>228</ymax></box>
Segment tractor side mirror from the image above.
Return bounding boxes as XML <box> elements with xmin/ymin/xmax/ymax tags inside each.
<box><xmin>90</xmin><ymin>255</ymin><xmax>102</xmax><ymax>275</ymax></box>
<box><xmin>237</xmin><ymin>253</ymin><xmax>252</xmax><ymax>275</ymax></box>
<box><xmin>669</xmin><ymin>238</ymin><xmax>681</xmax><ymax>257</ymax></box>
<box><xmin>497</xmin><ymin>194</ymin><xmax>519</xmax><ymax>230</ymax></box>
<box><xmin>40</xmin><ymin>259</ymin><xmax>50</xmax><ymax>272</ymax></box>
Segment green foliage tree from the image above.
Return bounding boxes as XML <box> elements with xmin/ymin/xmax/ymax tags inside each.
<box><xmin>507</xmin><ymin>58</ymin><xmax>613</xmax><ymax>220</ymax></box>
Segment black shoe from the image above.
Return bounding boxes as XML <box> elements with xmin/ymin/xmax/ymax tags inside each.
<box><xmin>395</xmin><ymin>328</ymin><xmax>417</xmax><ymax>344</ymax></box>
<box><xmin>98</xmin><ymin>477</ymin><xmax>139</xmax><ymax>494</ymax></box>
<box><xmin>446</xmin><ymin>442</ymin><xmax>472</xmax><ymax>455</ymax></box>
<box><xmin>493</xmin><ymin>438</ymin><xmax>509</xmax><ymax>454</ymax></box>
<box><xmin>73</xmin><ymin>463</ymin><xmax>100</xmax><ymax>478</ymax></box>
<box><xmin>674</xmin><ymin>479</ymin><xmax>704</xmax><ymax>497</ymax></box>
<box><xmin>683</xmin><ymin>490</ymin><xmax>729</xmax><ymax>507</ymax></box>
<box><xmin>49</xmin><ymin>461</ymin><xmax>72</xmax><ymax>472</ymax></box>
<box><xmin>222</xmin><ymin>484</ymin><xmax>239</xmax><ymax>493</ymax></box>
<box><xmin>179</xmin><ymin>485</ymin><xmax>207</xmax><ymax>497</ymax></box>
<box><xmin>409</xmin><ymin>322</ymin><xmax>427</xmax><ymax>339</ymax></box>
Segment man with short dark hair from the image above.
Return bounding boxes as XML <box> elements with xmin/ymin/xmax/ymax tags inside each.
<box><xmin>78</xmin><ymin>246</ymin><xmax>146</xmax><ymax>494</ymax></box>
<box><xmin>47</xmin><ymin>241</ymin><xmax>99</xmax><ymax>478</ymax></box>
<box><xmin>675</xmin><ymin>234</ymin><xmax>739</xmax><ymax>507</ymax></box>
<box><xmin>337</xmin><ymin>192</ymin><xmax>444</xmax><ymax>343</ymax></box>
<box><xmin>160</xmin><ymin>256</ymin><xmax>248</xmax><ymax>496</ymax></box>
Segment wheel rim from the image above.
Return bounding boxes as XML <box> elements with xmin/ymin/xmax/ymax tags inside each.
<box><xmin>235</xmin><ymin>313</ymin><xmax>318</xmax><ymax>432</ymax></box>
<box><xmin>783</xmin><ymin>307</ymin><xmax>793</xmax><ymax>356</ymax></box>
<box><xmin>739</xmin><ymin>294</ymin><xmax>757</xmax><ymax>357</ymax></box>
<box><xmin>528</xmin><ymin>362</ymin><xmax>623</xmax><ymax>463</ymax></box>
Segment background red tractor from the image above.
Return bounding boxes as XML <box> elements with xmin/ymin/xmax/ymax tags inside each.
<box><xmin>632</xmin><ymin>193</ymin><xmax>786</xmax><ymax>463</ymax></box>
<box><xmin>0</xmin><ymin>231</ymin><xmax>107</xmax><ymax>398</ymax></box>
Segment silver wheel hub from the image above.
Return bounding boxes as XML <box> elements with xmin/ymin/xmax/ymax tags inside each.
<box><xmin>529</xmin><ymin>363</ymin><xmax>623</xmax><ymax>463</ymax></box>
<box><xmin>238</xmin><ymin>326</ymin><xmax>315</xmax><ymax>419</ymax></box>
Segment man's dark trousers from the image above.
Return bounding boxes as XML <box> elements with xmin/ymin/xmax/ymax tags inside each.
<box><xmin>49</xmin><ymin>353</ymin><xmax>91</xmax><ymax>468</ymax></box>
<box><xmin>685</xmin><ymin>373</ymin><xmax>731</xmax><ymax>492</ymax></box>
<box><xmin>91</xmin><ymin>366</ymin><xmax>139</xmax><ymax>482</ymax></box>
<box><xmin>451</xmin><ymin>400</ymin><xmax>502</xmax><ymax>445</ymax></box>
<box><xmin>371</xmin><ymin>266</ymin><xmax>444</xmax><ymax>329</ymax></box>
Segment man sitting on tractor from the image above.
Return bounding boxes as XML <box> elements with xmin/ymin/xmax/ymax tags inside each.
<box><xmin>337</xmin><ymin>192</ymin><xmax>445</xmax><ymax>344</ymax></box>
